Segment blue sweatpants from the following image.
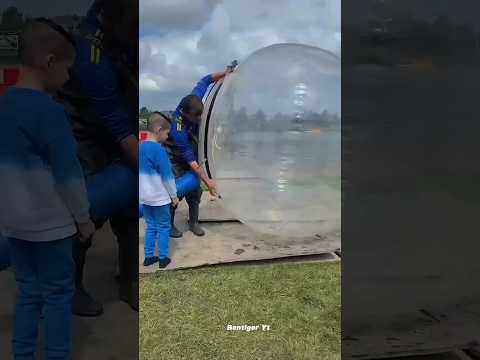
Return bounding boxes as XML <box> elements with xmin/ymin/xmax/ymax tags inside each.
<box><xmin>8</xmin><ymin>237</ymin><xmax>74</xmax><ymax>360</ymax></box>
<box><xmin>143</xmin><ymin>204</ymin><xmax>171</xmax><ymax>259</ymax></box>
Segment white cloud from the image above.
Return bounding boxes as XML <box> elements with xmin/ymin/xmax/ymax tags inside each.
<box><xmin>139</xmin><ymin>77</ymin><xmax>161</xmax><ymax>91</ymax></box>
<box><xmin>140</xmin><ymin>31</ymin><xmax>207</xmax><ymax>95</ymax></box>
<box><xmin>140</xmin><ymin>0</ymin><xmax>221</xmax><ymax>32</ymax></box>
<box><xmin>140</xmin><ymin>0</ymin><xmax>341</xmax><ymax>109</ymax></box>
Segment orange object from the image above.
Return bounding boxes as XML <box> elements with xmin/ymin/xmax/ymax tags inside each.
<box><xmin>139</xmin><ymin>131</ymin><xmax>148</xmax><ymax>141</ymax></box>
<box><xmin>0</xmin><ymin>67</ymin><xmax>20</xmax><ymax>95</ymax></box>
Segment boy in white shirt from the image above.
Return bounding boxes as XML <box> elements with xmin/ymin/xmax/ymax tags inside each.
<box><xmin>139</xmin><ymin>116</ymin><xmax>179</xmax><ymax>268</ymax></box>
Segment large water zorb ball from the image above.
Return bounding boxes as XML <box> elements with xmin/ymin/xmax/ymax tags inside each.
<box><xmin>210</xmin><ymin>44</ymin><xmax>340</xmax><ymax>238</ymax></box>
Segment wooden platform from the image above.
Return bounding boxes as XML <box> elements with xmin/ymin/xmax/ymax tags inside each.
<box><xmin>139</xmin><ymin>199</ymin><xmax>340</xmax><ymax>272</ymax></box>
<box><xmin>182</xmin><ymin>194</ymin><xmax>238</xmax><ymax>222</ymax></box>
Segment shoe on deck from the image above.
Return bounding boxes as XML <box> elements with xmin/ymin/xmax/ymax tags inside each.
<box><xmin>143</xmin><ymin>256</ymin><xmax>159</xmax><ymax>266</ymax></box>
<box><xmin>159</xmin><ymin>257</ymin><xmax>171</xmax><ymax>269</ymax></box>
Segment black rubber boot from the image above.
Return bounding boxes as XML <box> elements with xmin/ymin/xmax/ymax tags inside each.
<box><xmin>170</xmin><ymin>205</ymin><xmax>183</xmax><ymax>238</ymax></box>
<box><xmin>72</xmin><ymin>239</ymin><xmax>104</xmax><ymax>317</ymax></box>
<box><xmin>188</xmin><ymin>202</ymin><xmax>205</xmax><ymax>237</ymax></box>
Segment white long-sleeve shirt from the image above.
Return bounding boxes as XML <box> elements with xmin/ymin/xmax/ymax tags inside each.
<box><xmin>0</xmin><ymin>88</ymin><xmax>90</xmax><ymax>242</ymax></box>
<box><xmin>139</xmin><ymin>141</ymin><xmax>177</xmax><ymax>206</ymax></box>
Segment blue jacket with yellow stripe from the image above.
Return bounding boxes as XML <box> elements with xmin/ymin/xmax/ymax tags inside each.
<box><xmin>167</xmin><ymin>74</ymin><xmax>215</xmax><ymax>165</ymax></box>
<box><xmin>71</xmin><ymin>5</ymin><xmax>136</xmax><ymax>145</ymax></box>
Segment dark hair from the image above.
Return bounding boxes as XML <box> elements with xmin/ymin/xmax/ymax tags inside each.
<box><xmin>95</xmin><ymin>0</ymin><xmax>125</xmax><ymax>24</ymax></box>
<box><xmin>33</xmin><ymin>18</ymin><xmax>75</xmax><ymax>47</ymax></box>
<box><xmin>152</xmin><ymin>111</ymin><xmax>172</xmax><ymax>125</ymax></box>
<box><xmin>19</xmin><ymin>18</ymin><xmax>75</xmax><ymax>66</ymax></box>
<box><xmin>148</xmin><ymin>114</ymin><xmax>171</xmax><ymax>132</ymax></box>
<box><xmin>179</xmin><ymin>94</ymin><xmax>203</xmax><ymax>114</ymax></box>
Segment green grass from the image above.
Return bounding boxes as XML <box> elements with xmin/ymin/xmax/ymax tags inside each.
<box><xmin>140</xmin><ymin>262</ymin><xmax>340</xmax><ymax>360</ymax></box>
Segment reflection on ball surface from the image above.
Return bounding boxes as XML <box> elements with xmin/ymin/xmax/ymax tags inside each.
<box><xmin>210</xmin><ymin>44</ymin><xmax>340</xmax><ymax>238</ymax></box>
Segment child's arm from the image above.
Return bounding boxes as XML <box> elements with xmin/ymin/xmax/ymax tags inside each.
<box><xmin>43</xmin><ymin>107</ymin><xmax>94</xmax><ymax>237</ymax></box>
<box><xmin>155</xmin><ymin>146</ymin><xmax>178</xmax><ymax>203</ymax></box>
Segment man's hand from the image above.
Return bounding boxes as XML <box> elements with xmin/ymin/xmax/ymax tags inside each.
<box><xmin>189</xmin><ymin>160</ymin><xmax>217</xmax><ymax>196</ymax></box>
<box><xmin>171</xmin><ymin>197</ymin><xmax>179</xmax><ymax>208</ymax></box>
<box><xmin>226</xmin><ymin>60</ymin><xmax>238</xmax><ymax>73</ymax></box>
<box><xmin>77</xmin><ymin>219</ymin><xmax>96</xmax><ymax>244</ymax></box>
<box><xmin>205</xmin><ymin>179</ymin><xmax>218</xmax><ymax>197</ymax></box>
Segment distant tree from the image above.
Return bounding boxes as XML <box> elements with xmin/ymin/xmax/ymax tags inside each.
<box><xmin>234</xmin><ymin>107</ymin><xmax>249</xmax><ymax>131</ymax></box>
<box><xmin>139</xmin><ymin>117</ymin><xmax>148</xmax><ymax>131</ymax></box>
<box><xmin>139</xmin><ymin>106</ymin><xmax>149</xmax><ymax>115</ymax></box>
<box><xmin>253</xmin><ymin>109</ymin><xmax>266</xmax><ymax>129</ymax></box>
<box><xmin>236</xmin><ymin>107</ymin><xmax>248</xmax><ymax>121</ymax></box>
<box><xmin>1</xmin><ymin>7</ymin><xmax>23</xmax><ymax>29</ymax></box>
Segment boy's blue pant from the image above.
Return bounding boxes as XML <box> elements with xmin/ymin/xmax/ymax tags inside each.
<box><xmin>143</xmin><ymin>204</ymin><xmax>171</xmax><ymax>259</ymax></box>
<box><xmin>8</xmin><ymin>237</ymin><xmax>74</xmax><ymax>360</ymax></box>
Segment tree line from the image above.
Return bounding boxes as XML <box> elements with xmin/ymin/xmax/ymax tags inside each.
<box><xmin>140</xmin><ymin>106</ymin><xmax>340</xmax><ymax>133</ymax></box>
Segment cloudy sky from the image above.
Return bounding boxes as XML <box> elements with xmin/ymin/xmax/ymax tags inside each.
<box><xmin>140</xmin><ymin>0</ymin><xmax>341</xmax><ymax>110</ymax></box>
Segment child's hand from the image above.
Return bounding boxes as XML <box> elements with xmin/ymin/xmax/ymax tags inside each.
<box><xmin>171</xmin><ymin>197</ymin><xmax>179</xmax><ymax>208</ymax></box>
<box><xmin>77</xmin><ymin>219</ymin><xmax>96</xmax><ymax>244</ymax></box>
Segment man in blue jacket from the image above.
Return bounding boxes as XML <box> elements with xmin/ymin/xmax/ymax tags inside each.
<box><xmin>165</xmin><ymin>70</ymin><xmax>231</xmax><ymax>237</ymax></box>
<box><xmin>57</xmin><ymin>0</ymin><xmax>139</xmax><ymax>316</ymax></box>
